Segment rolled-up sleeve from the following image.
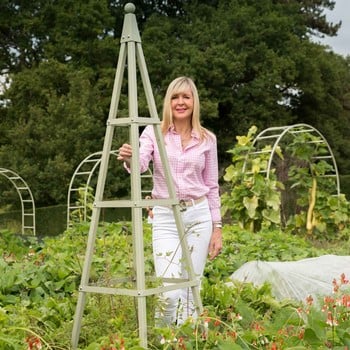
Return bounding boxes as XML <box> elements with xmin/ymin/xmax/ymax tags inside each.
<box><xmin>203</xmin><ymin>135</ymin><xmax>221</xmax><ymax>222</ymax></box>
<box><xmin>124</xmin><ymin>126</ymin><xmax>154</xmax><ymax>173</ymax></box>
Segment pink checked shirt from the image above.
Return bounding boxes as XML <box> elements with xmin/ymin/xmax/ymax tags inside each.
<box><xmin>137</xmin><ymin>125</ymin><xmax>221</xmax><ymax>222</ymax></box>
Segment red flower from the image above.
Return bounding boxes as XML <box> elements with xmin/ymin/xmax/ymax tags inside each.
<box><xmin>340</xmin><ymin>273</ymin><xmax>349</xmax><ymax>285</ymax></box>
<box><xmin>227</xmin><ymin>331</ymin><xmax>237</xmax><ymax>340</ymax></box>
<box><xmin>298</xmin><ymin>328</ymin><xmax>305</xmax><ymax>339</ymax></box>
<box><xmin>25</xmin><ymin>336</ymin><xmax>42</xmax><ymax>350</ymax></box>
<box><xmin>306</xmin><ymin>295</ymin><xmax>313</xmax><ymax>305</ymax></box>
<box><xmin>323</xmin><ymin>295</ymin><xmax>335</xmax><ymax>312</ymax></box>
<box><xmin>341</xmin><ymin>295</ymin><xmax>350</xmax><ymax>307</ymax></box>
<box><xmin>270</xmin><ymin>342</ymin><xmax>278</xmax><ymax>350</ymax></box>
<box><xmin>326</xmin><ymin>311</ymin><xmax>338</xmax><ymax>327</ymax></box>
<box><xmin>178</xmin><ymin>337</ymin><xmax>186</xmax><ymax>350</ymax></box>
<box><xmin>214</xmin><ymin>319</ymin><xmax>221</xmax><ymax>327</ymax></box>
<box><xmin>251</xmin><ymin>321</ymin><xmax>264</xmax><ymax>331</ymax></box>
<box><xmin>332</xmin><ymin>278</ymin><xmax>340</xmax><ymax>293</ymax></box>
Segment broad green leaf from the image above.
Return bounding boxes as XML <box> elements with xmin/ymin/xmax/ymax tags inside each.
<box><xmin>243</xmin><ymin>196</ymin><xmax>258</xmax><ymax>218</ymax></box>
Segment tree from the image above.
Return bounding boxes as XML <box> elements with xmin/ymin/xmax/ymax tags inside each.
<box><xmin>0</xmin><ymin>60</ymin><xmax>131</xmax><ymax>205</ymax></box>
<box><xmin>0</xmin><ymin>0</ymin><xmax>117</xmax><ymax>73</ymax></box>
<box><xmin>142</xmin><ymin>0</ymin><xmax>348</xmax><ymax>168</ymax></box>
<box><xmin>1</xmin><ymin>0</ymin><xmax>349</xmax><ymax>207</ymax></box>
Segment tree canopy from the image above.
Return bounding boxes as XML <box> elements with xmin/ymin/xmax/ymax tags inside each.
<box><xmin>0</xmin><ymin>0</ymin><xmax>349</xmax><ymax>207</ymax></box>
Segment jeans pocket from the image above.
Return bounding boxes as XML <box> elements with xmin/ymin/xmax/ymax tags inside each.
<box><xmin>152</xmin><ymin>206</ymin><xmax>172</xmax><ymax>224</ymax></box>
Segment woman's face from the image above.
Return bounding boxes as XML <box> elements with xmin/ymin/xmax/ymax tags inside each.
<box><xmin>171</xmin><ymin>88</ymin><xmax>194</xmax><ymax>122</ymax></box>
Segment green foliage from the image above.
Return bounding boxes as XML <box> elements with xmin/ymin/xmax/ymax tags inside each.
<box><xmin>1</xmin><ymin>1</ymin><xmax>350</xmax><ymax>208</ymax></box>
<box><xmin>0</xmin><ymin>60</ymin><xmax>130</xmax><ymax>206</ymax></box>
<box><xmin>222</xmin><ymin>126</ymin><xmax>350</xmax><ymax>240</ymax></box>
<box><xmin>0</xmin><ymin>61</ymin><xmax>106</xmax><ymax>205</ymax></box>
<box><xmin>70</xmin><ymin>186</ymin><xmax>95</xmax><ymax>224</ymax></box>
<box><xmin>222</xmin><ymin>126</ymin><xmax>284</xmax><ymax>232</ymax></box>
<box><xmin>340</xmin><ymin>175</ymin><xmax>350</xmax><ymax>201</ymax></box>
<box><xmin>204</xmin><ymin>225</ymin><xmax>325</xmax><ymax>286</ymax></box>
<box><xmin>0</xmin><ymin>229</ymin><xmax>36</xmax><ymax>259</ymax></box>
<box><xmin>0</xmin><ymin>221</ymin><xmax>157</xmax><ymax>349</ymax></box>
<box><xmin>283</xmin><ymin>130</ymin><xmax>350</xmax><ymax>239</ymax></box>
<box><xmin>0</xmin><ymin>221</ymin><xmax>348</xmax><ymax>349</ymax></box>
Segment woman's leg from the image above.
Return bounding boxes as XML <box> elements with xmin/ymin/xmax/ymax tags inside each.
<box><xmin>152</xmin><ymin>200</ymin><xmax>212</xmax><ymax>326</ymax></box>
<box><xmin>178</xmin><ymin>199</ymin><xmax>212</xmax><ymax>324</ymax></box>
<box><xmin>152</xmin><ymin>206</ymin><xmax>182</xmax><ymax>326</ymax></box>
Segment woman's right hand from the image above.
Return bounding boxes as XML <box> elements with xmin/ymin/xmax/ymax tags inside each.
<box><xmin>117</xmin><ymin>143</ymin><xmax>132</xmax><ymax>164</ymax></box>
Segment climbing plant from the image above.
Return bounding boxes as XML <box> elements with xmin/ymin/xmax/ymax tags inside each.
<box><xmin>284</xmin><ymin>131</ymin><xmax>349</xmax><ymax>239</ymax></box>
<box><xmin>222</xmin><ymin>125</ymin><xmax>350</xmax><ymax>239</ymax></box>
<box><xmin>221</xmin><ymin>126</ymin><xmax>284</xmax><ymax>232</ymax></box>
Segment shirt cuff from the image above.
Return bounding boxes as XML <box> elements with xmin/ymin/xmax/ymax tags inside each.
<box><xmin>210</xmin><ymin>208</ymin><xmax>221</xmax><ymax>223</ymax></box>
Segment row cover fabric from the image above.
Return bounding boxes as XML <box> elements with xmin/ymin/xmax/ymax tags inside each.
<box><xmin>229</xmin><ymin>255</ymin><xmax>350</xmax><ymax>302</ymax></box>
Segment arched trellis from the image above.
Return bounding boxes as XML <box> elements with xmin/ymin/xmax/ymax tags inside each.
<box><xmin>242</xmin><ymin>123</ymin><xmax>340</xmax><ymax>195</ymax></box>
<box><xmin>0</xmin><ymin>168</ymin><xmax>36</xmax><ymax>235</ymax></box>
<box><xmin>67</xmin><ymin>150</ymin><xmax>118</xmax><ymax>228</ymax></box>
<box><xmin>67</xmin><ymin>150</ymin><xmax>153</xmax><ymax>228</ymax></box>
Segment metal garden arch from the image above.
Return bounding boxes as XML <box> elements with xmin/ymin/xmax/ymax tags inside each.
<box><xmin>66</xmin><ymin>150</ymin><xmax>118</xmax><ymax>228</ymax></box>
<box><xmin>243</xmin><ymin>123</ymin><xmax>340</xmax><ymax>195</ymax></box>
<box><xmin>67</xmin><ymin>150</ymin><xmax>152</xmax><ymax>228</ymax></box>
<box><xmin>0</xmin><ymin>168</ymin><xmax>36</xmax><ymax>235</ymax></box>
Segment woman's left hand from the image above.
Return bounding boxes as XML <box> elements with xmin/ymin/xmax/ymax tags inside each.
<box><xmin>208</xmin><ymin>227</ymin><xmax>223</xmax><ymax>260</ymax></box>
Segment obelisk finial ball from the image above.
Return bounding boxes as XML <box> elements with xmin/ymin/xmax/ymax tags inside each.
<box><xmin>124</xmin><ymin>3</ymin><xmax>135</xmax><ymax>13</ymax></box>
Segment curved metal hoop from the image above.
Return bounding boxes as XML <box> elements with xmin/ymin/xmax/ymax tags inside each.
<box><xmin>66</xmin><ymin>150</ymin><xmax>119</xmax><ymax>228</ymax></box>
<box><xmin>0</xmin><ymin>168</ymin><xmax>36</xmax><ymax>235</ymax></box>
<box><xmin>242</xmin><ymin>123</ymin><xmax>340</xmax><ymax>195</ymax></box>
<box><xmin>67</xmin><ymin>150</ymin><xmax>153</xmax><ymax>228</ymax></box>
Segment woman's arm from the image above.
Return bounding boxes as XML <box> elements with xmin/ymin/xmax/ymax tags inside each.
<box><xmin>117</xmin><ymin>125</ymin><xmax>155</xmax><ymax>173</ymax></box>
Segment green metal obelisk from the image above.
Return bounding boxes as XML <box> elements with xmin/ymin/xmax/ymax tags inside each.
<box><xmin>71</xmin><ymin>3</ymin><xmax>203</xmax><ymax>348</ymax></box>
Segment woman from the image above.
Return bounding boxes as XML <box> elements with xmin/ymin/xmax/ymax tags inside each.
<box><xmin>118</xmin><ymin>76</ymin><xmax>222</xmax><ymax>326</ymax></box>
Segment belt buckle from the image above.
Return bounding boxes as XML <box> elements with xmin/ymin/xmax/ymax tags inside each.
<box><xmin>179</xmin><ymin>199</ymin><xmax>187</xmax><ymax>212</ymax></box>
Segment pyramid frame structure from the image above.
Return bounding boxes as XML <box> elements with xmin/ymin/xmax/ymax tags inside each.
<box><xmin>71</xmin><ymin>3</ymin><xmax>203</xmax><ymax>348</ymax></box>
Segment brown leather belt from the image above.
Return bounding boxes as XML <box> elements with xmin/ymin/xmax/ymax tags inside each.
<box><xmin>179</xmin><ymin>196</ymin><xmax>206</xmax><ymax>211</ymax></box>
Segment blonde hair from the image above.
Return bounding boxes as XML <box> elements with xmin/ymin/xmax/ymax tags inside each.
<box><xmin>161</xmin><ymin>76</ymin><xmax>207</xmax><ymax>140</ymax></box>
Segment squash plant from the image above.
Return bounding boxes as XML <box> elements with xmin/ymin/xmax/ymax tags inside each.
<box><xmin>221</xmin><ymin>125</ymin><xmax>284</xmax><ymax>232</ymax></box>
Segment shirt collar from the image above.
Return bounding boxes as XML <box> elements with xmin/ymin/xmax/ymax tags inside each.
<box><xmin>168</xmin><ymin>125</ymin><xmax>200</xmax><ymax>140</ymax></box>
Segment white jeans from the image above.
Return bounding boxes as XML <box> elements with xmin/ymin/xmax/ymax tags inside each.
<box><xmin>152</xmin><ymin>198</ymin><xmax>212</xmax><ymax>326</ymax></box>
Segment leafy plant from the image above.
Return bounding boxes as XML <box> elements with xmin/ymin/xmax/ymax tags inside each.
<box><xmin>222</xmin><ymin>125</ymin><xmax>350</xmax><ymax>240</ymax></box>
<box><xmin>284</xmin><ymin>131</ymin><xmax>350</xmax><ymax>239</ymax></box>
<box><xmin>70</xmin><ymin>186</ymin><xmax>95</xmax><ymax>224</ymax></box>
<box><xmin>0</xmin><ymin>219</ymin><xmax>349</xmax><ymax>349</ymax></box>
<box><xmin>222</xmin><ymin>126</ymin><xmax>283</xmax><ymax>232</ymax></box>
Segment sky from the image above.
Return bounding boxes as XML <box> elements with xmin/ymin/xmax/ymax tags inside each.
<box><xmin>317</xmin><ymin>0</ymin><xmax>350</xmax><ymax>57</ymax></box>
